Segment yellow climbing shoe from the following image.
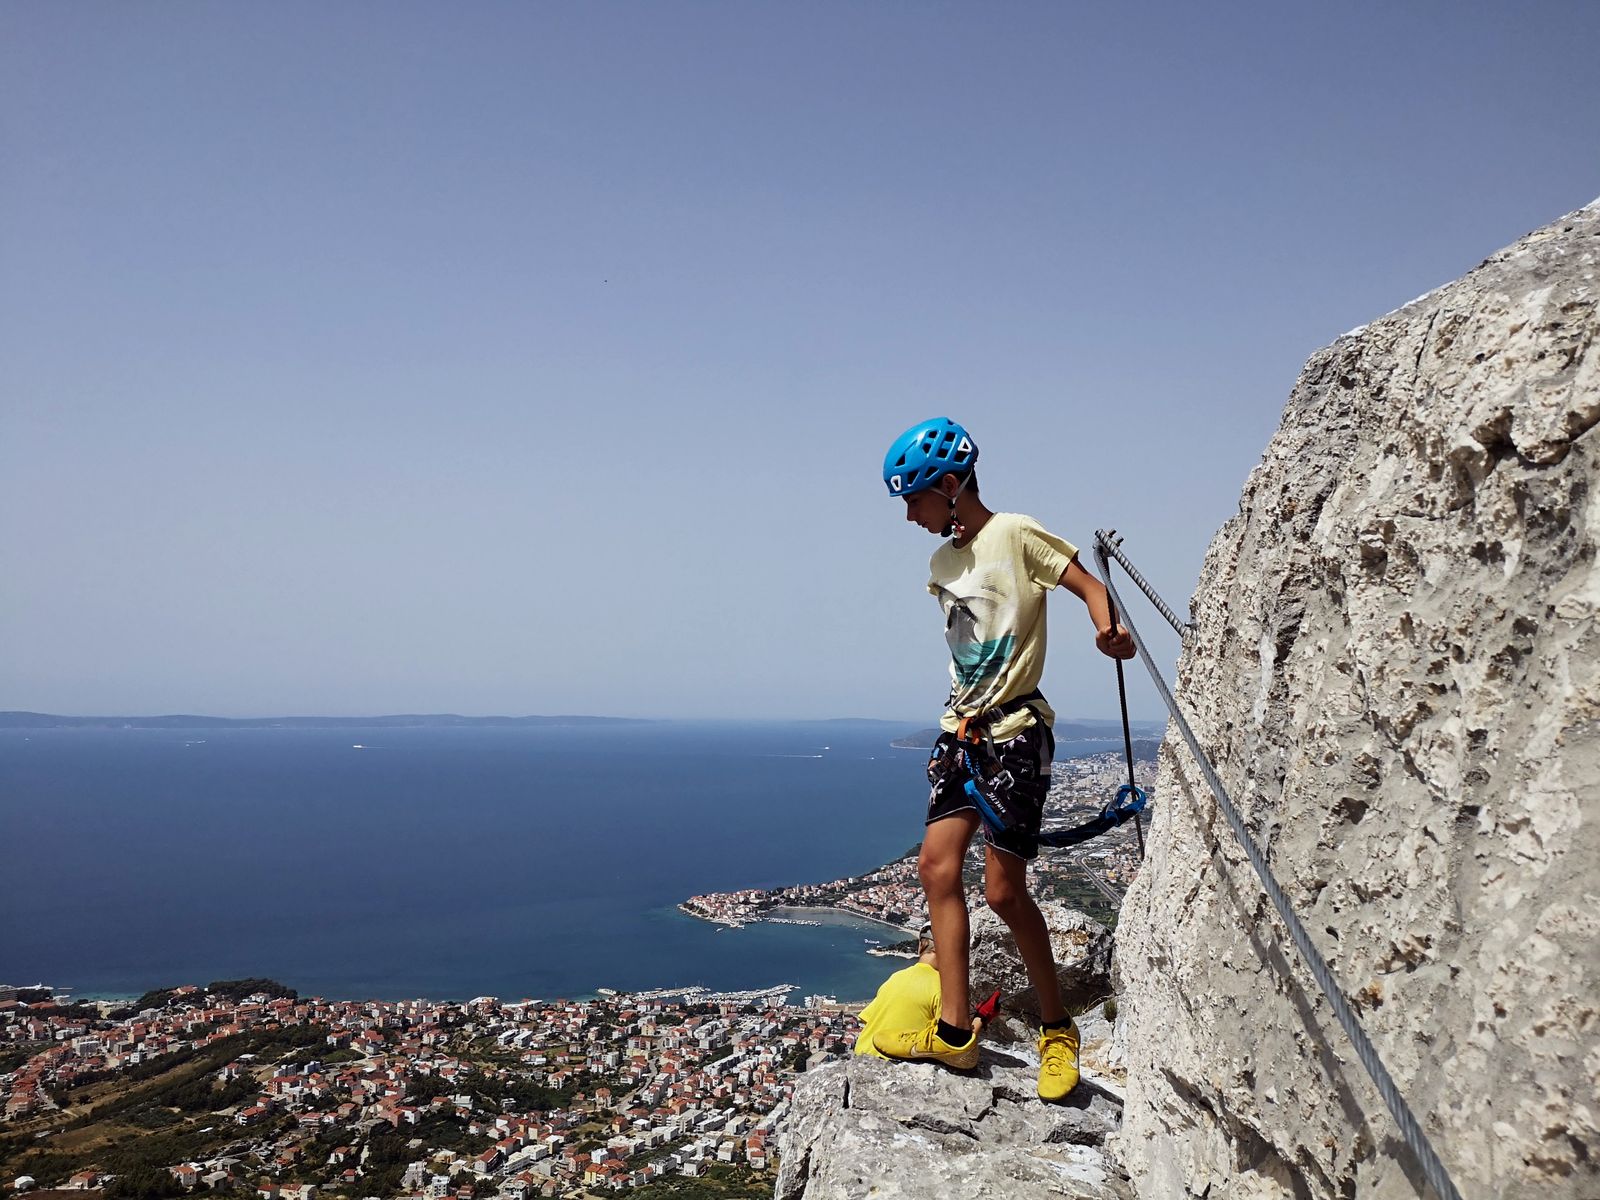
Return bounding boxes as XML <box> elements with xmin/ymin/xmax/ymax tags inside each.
<box><xmin>874</xmin><ymin>1018</ymin><xmax>982</xmax><ymax>1070</ymax></box>
<box><xmin>1037</xmin><ymin>1021</ymin><xmax>1080</xmax><ymax>1100</ymax></box>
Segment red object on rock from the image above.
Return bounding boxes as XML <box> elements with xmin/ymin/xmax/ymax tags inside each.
<box><xmin>973</xmin><ymin>988</ymin><xmax>1001</xmax><ymax>1023</ymax></box>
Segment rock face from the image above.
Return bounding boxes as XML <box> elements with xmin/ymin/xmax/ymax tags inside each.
<box><xmin>775</xmin><ymin>903</ymin><xmax>1123</xmax><ymax>1198</ymax></box>
<box><xmin>1114</xmin><ymin>200</ymin><xmax>1600</xmax><ymax>1198</ymax></box>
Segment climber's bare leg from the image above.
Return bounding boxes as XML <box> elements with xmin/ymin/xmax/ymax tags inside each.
<box><xmin>985</xmin><ymin>842</ymin><xmax>1066</xmax><ymax>1024</ymax></box>
<box><xmin>919</xmin><ymin>811</ymin><xmax>979</xmax><ymax>1030</ymax></box>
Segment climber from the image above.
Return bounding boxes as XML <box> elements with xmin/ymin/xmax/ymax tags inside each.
<box><xmin>853</xmin><ymin>925</ymin><xmax>966</xmax><ymax>1061</ymax></box>
<box><xmin>880</xmin><ymin>417</ymin><xmax>1134</xmax><ymax>1100</ymax></box>
<box><xmin>855</xmin><ymin>923</ymin><xmax>1002</xmax><ymax>1067</ymax></box>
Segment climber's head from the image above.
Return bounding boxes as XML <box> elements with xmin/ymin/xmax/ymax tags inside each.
<box><xmin>884</xmin><ymin>419</ymin><xmax>981</xmax><ymax>538</ymax></box>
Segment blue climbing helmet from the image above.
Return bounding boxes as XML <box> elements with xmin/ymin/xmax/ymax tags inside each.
<box><xmin>882</xmin><ymin>418</ymin><xmax>978</xmax><ymax>497</ymax></box>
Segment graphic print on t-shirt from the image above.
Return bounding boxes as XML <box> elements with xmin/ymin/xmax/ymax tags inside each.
<box><xmin>927</xmin><ymin>512</ymin><xmax>1077</xmax><ymax>738</ymax></box>
<box><xmin>936</xmin><ymin>562</ymin><xmax>1020</xmax><ymax>704</ymax></box>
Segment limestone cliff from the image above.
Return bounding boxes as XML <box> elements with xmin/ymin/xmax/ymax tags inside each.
<box><xmin>1114</xmin><ymin>200</ymin><xmax>1599</xmax><ymax>1198</ymax></box>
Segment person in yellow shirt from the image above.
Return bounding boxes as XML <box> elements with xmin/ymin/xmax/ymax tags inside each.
<box><xmin>879</xmin><ymin>418</ymin><xmax>1134</xmax><ymax>1100</ymax></box>
<box><xmin>854</xmin><ymin>925</ymin><xmax>984</xmax><ymax>1068</ymax></box>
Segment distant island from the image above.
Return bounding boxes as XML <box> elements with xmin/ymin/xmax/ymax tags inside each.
<box><xmin>0</xmin><ymin>711</ymin><xmax>649</xmax><ymax>730</ymax></box>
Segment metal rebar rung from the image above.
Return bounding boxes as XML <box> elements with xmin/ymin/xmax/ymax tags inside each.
<box><xmin>1094</xmin><ymin>528</ymin><xmax>1196</xmax><ymax>638</ymax></box>
<box><xmin>1092</xmin><ymin>538</ymin><xmax>1463</xmax><ymax>1200</ymax></box>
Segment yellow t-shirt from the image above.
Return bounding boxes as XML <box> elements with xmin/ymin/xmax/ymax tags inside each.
<box><xmin>853</xmin><ymin>960</ymin><xmax>941</xmax><ymax>1059</ymax></box>
<box><xmin>927</xmin><ymin>512</ymin><xmax>1079</xmax><ymax>742</ymax></box>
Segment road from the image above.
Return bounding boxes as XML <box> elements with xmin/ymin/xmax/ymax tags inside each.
<box><xmin>1068</xmin><ymin>853</ymin><xmax>1124</xmax><ymax>906</ymax></box>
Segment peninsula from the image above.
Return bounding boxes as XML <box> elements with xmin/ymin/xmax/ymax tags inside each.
<box><xmin>681</xmin><ymin>750</ymin><xmax>1157</xmax><ymax>938</ymax></box>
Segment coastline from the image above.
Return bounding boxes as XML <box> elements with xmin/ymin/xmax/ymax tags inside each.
<box><xmin>676</xmin><ymin>901</ymin><xmax>746</xmax><ymax>928</ymax></box>
<box><xmin>763</xmin><ymin>904</ymin><xmax>917</xmax><ymax>936</ymax></box>
<box><xmin>677</xmin><ymin>900</ymin><xmax>917</xmax><ymax>939</ymax></box>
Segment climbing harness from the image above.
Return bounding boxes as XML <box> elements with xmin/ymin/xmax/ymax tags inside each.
<box><xmin>1090</xmin><ymin>529</ymin><xmax>1464</xmax><ymax>1200</ymax></box>
<box><xmin>938</xmin><ymin>624</ymin><xmax>1151</xmax><ymax>856</ymax></box>
<box><xmin>928</xmin><ymin>689</ymin><xmax>1049</xmax><ymax>836</ymax></box>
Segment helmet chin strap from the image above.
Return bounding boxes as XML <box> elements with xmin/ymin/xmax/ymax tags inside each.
<box><xmin>941</xmin><ymin>472</ymin><xmax>974</xmax><ymax>539</ymax></box>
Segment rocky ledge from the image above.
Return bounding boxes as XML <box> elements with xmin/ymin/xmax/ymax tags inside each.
<box><xmin>776</xmin><ymin>1020</ymin><xmax>1129</xmax><ymax>1200</ymax></box>
<box><xmin>776</xmin><ymin>900</ymin><xmax>1127</xmax><ymax>1198</ymax></box>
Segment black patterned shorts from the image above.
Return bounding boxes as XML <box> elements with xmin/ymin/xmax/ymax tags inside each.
<box><xmin>926</xmin><ymin>719</ymin><xmax>1055</xmax><ymax>861</ymax></box>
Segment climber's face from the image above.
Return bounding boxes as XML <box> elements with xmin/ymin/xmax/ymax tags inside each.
<box><xmin>903</xmin><ymin>480</ymin><xmax>956</xmax><ymax>535</ymax></box>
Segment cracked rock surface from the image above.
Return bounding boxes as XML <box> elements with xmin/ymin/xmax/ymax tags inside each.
<box><xmin>775</xmin><ymin>1047</ymin><xmax>1131</xmax><ymax>1199</ymax></box>
<box><xmin>1114</xmin><ymin>199</ymin><xmax>1600</xmax><ymax>1198</ymax></box>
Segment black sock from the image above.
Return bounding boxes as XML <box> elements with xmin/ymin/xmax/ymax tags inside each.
<box><xmin>937</xmin><ymin>1019</ymin><xmax>971</xmax><ymax>1045</ymax></box>
<box><xmin>1041</xmin><ymin>1016</ymin><xmax>1074</xmax><ymax>1032</ymax></box>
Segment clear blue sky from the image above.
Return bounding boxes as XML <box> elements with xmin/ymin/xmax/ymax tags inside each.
<box><xmin>4</xmin><ymin>2</ymin><xmax>1598</xmax><ymax>721</ymax></box>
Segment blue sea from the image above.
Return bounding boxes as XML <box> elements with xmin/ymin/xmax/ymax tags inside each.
<box><xmin>1</xmin><ymin>722</ymin><xmax>1130</xmax><ymax>1003</ymax></box>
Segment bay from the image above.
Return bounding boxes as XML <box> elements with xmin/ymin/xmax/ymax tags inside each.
<box><xmin>2</xmin><ymin>721</ymin><xmax>1139</xmax><ymax>1003</ymax></box>
<box><xmin>2</xmin><ymin>722</ymin><xmax>937</xmax><ymax>1003</ymax></box>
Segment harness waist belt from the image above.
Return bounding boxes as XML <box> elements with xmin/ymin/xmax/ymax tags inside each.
<box><xmin>954</xmin><ymin>688</ymin><xmax>1045</xmax><ymax>729</ymax></box>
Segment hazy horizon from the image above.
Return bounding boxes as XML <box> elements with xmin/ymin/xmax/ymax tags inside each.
<box><xmin>1</xmin><ymin>707</ymin><xmax>1164</xmax><ymax>726</ymax></box>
